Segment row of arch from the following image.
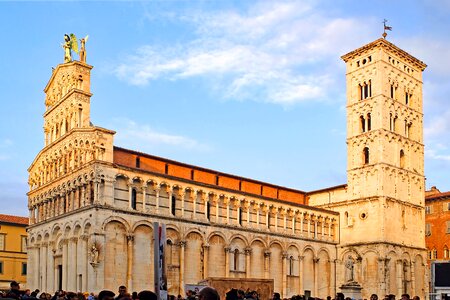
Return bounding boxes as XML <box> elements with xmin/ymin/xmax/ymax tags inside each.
<box><xmin>29</xmin><ymin>136</ymin><xmax>103</xmax><ymax>190</ymax></box>
<box><xmin>28</xmin><ymin>217</ymin><xmax>336</xmax><ymax>298</ymax></box>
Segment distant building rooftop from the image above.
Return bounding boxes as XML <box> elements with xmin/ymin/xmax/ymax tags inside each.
<box><xmin>0</xmin><ymin>214</ymin><xmax>29</xmax><ymax>226</ymax></box>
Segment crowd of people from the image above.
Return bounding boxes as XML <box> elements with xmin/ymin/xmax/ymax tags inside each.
<box><xmin>0</xmin><ymin>281</ymin><xmax>424</xmax><ymax>300</ymax></box>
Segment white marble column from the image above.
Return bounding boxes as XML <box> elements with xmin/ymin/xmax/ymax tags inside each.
<box><xmin>179</xmin><ymin>241</ymin><xmax>186</xmax><ymax>296</ymax></box>
<box><xmin>203</xmin><ymin>244</ymin><xmax>209</xmax><ymax>279</ymax></box>
<box><xmin>245</xmin><ymin>248</ymin><xmax>252</xmax><ymax>278</ymax></box>
<box><xmin>299</xmin><ymin>256</ymin><xmax>304</xmax><ymax>294</ymax></box>
<box><xmin>155</xmin><ymin>187</ymin><xmax>160</xmax><ymax>213</ymax></box>
<box><xmin>142</xmin><ymin>184</ymin><xmax>147</xmax><ymax>212</ymax></box>
<box><xmin>225</xmin><ymin>247</ymin><xmax>231</xmax><ymax>277</ymax></box>
<box><xmin>41</xmin><ymin>242</ymin><xmax>48</xmax><ymax>291</ymax></box>
<box><xmin>62</xmin><ymin>239</ymin><xmax>68</xmax><ymax>290</ymax></box>
<box><xmin>282</xmin><ymin>252</ymin><xmax>288</xmax><ymax>297</ymax></box>
<box><xmin>127</xmin><ymin>235</ymin><xmax>134</xmax><ymax>290</ymax></box>
<box><xmin>68</xmin><ymin>237</ymin><xmax>78</xmax><ymax>291</ymax></box>
<box><xmin>314</xmin><ymin>258</ymin><xmax>319</xmax><ymax>297</ymax></box>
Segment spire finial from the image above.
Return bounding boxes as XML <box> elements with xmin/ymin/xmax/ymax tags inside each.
<box><xmin>382</xmin><ymin>19</ymin><xmax>392</xmax><ymax>39</ymax></box>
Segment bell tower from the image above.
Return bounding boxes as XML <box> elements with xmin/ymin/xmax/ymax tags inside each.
<box><xmin>342</xmin><ymin>38</ymin><xmax>426</xmax><ymax>245</ymax></box>
<box><xmin>336</xmin><ymin>38</ymin><xmax>428</xmax><ymax>297</ymax></box>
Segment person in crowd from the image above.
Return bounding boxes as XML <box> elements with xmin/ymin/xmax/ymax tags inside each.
<box><xmin>273</xmin><ymin>293</ymin><xmax>281</xmax><ymax>300</ymax></box>
<box><xmin>99</xmin><ymin>291</ymin><xmax>115</xmax><ymax>300</ymax></box>
<box><xmin>370</xmin><ymin>294</ymin><xmax>378</xmax><ymax>300</ymax></box>
<box><xmin>137</xmin><ymin>291</ymin><xmax>157</xmax><ymax>300</ymax></box>
<box><xmin>401</xmin><ymin>295</ymin><xmax>410</xmax><ymax>300</ymax></box>
<box><xmin>22</xmin><ymin>290</ymin><xmax>32</xmax><ymax>300</ymax></box>
<box><xmin>413</xmin><ymin>297</ymin><xmax>420</xmax><ymax>300</ymax></box>
<box><xmin>6</xmin><ymin>281</ymin><xmax>21</xmax><ymax>300</ymax></box>
<box><xmin>198</xmin><ymin>287</ymin><xmax>219</xmax><ymax>300</ymax></box>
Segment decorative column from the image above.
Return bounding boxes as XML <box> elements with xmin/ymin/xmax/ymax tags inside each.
<box><xmin>215</xmin><ymin>195</ymin><xmax>220</xmax><ymax>223</ymax></box>
<box><xmin>274</xmin><ymin>208</ymin><xmax>279</xmax><ymax>232</ymax></box>
<box><xmin>314</xmin><ymin>217</ymin><xmax>318</xmax><ymax>239</ymax></box>
<box><xmin>202</xmin><ymin>244</ymin><xmax>210</xmax><ymax>279</ymax></box>
<box><xmin>47</xmin><ymin>241</ymin><xmax>55</xmax><ymax>292</ymax></box>
<box><xmin>396</xmin><ymin>260</ymin><xmax>403</xmax><ymax>296</ymax></box>
<box><xmin>246</xmin><ymin>201</ymin><xmax>251</xmax><ymax>228</ymax></box>
<box><xmin>299</xmin><ymin>256</ymin><xmax>304</xmax><ymax>295</ymax></box>
<box><xmin>256</xmin><ymin>204</ymin><xmax>260</xmax><ymax>229</ymax></box>
<box><xmin>93</xmin><ymin>179</ymin><xmax>100</xmax><ymax>204</ymax></box>
<box><xmin>283</xmin><ymin>210</ymin><xmax>287</xmax><ymax>231</ymax></box>
<box><xmin>245</xmin><ymin>247</ymin><xmax>252</xmax><ymax>278</ymax></box>
<box><xmin>282</xmin><ymin>251</ymin><xmax>288</xmax><ymax>297</ymax></box>
<box><xmin>203</xmin><ymin>193</ymin><xmax>209</xmax><ymax>221</ymax></box>
<box><xmin>155</xmin><ymin>186</ymin><xmax>160</xmax><ymax>213</ymax></box>
<box><xmin>264</xmin><ymin>250</ymin><xmax>271</xmax><ymax>279</ymax></box>
<box><xmin>41</xmin><ymin>242</ymin><xmax>48</xmax><ymax>290</ymax></box>
<box><xmin>62</xmin><ymin>239</ymin><xmax>68</xmax><ymax>290</ymax></box>
<box><xmin>300</xmin><ymin>213</ymin><xmax>304</xmax><ymax>236</ymax></box>
<box><xmin>313</xmin><ymin>257</ymin><xmax>319</xmax><ymax>297</ymax></box>
<box><xmin>180</xmin><ymin>191</ymin><xmax>186</xmax><ymax>217</ymax></box>
<box><xmin>168</xmin><ymin>188</ymin><xmax>173</xmax><ymax>216</ymax></box>
<box><xmin>79</xmin><ymin>234</ymin><xmax>89</xmax><ymax>292</ymax></box>
<box><xmin>292</xmin><ymin>212</ymin><xmax>296</xmax><ymax>234</ymax></box>
<box><xmin>142</xmin><ymin>184</ymin><xmax>147</xmax><ymax>212</ymax></box>
<box><xmin>225</xmin><ymin>247</ymin><xmax>231</xmax><ymax>277</ymax></box>
<box><xmin>378</xmin><ymin>257</ymin><xmax>387</xmax><ymax>296</ymax></box>
<box><xmin>127</xmin><ymin>234</ymin><xmax>134</xmax><ymax>290</ymax></box>
<box><xmin>192</xmin><ymin>190</ymin><xmax>197</xmax><ymax>219</ymax></box>
<box><xmin>411</xmin><ymin>261</ymin><xmax>416</xmax><ymax>297</ymax></box>
<box><xmin>68</xmin><ymin>237</ymin><xmax>78</xmax><ymax>291</ymax></box>
<box><xmin>128</xmin><ymin>182</ymin><xmax>133</xmax><ymax>209</ymax></box>
<box><xmin>225</xmin><ymin>197</ymin><xmax>230</xmax><ymax>224</ymax></box>
<box><xmin>321</xmin><ymin>217</ymin><xmax>325</xmax><ymax>239</ymax></box>
<box><xmin>179</xmin><ymin>241</ymin><xmax>186</xmax><ymax>296</ymax></box>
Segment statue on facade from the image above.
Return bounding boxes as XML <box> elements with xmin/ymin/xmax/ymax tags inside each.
<box><xmin>345</xmin><ymin>255</ymin><xmax>355</xmax><ymax>282</ymax></box>
<box><xmin>62</xmin><ymin>33</ymin><xmax>79</xmax><ymax>63</ymax></box>
<box><xmin>79</xmin><ymin>35</ymin><xmax>88</xmax><ymax>63</ymax></box>
<box><xmin>89</xmin><ymin>244</ymin><xmax>99</xmax><ymax>265</ymax></box>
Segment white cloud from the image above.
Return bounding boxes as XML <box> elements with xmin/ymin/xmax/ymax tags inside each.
<box><xmin>112</xmin><ymin>1</ymin><xmax>377</xmax><ymax>105</ymax></box>
<box><xmin>113</xmin><ymin>119</ymin><xmax>210</xmax><ymax>152</ymax></box>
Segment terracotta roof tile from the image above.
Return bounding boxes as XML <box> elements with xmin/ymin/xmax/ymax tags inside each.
<box><xmin>426</xmin><ymin>191</ymin><xmax>450</xmax><ymax>201</ymax></box>
<box><xmin>0</xmin><ymin>214</ymin><xmax>29</xmax><ymax>225</ymax></box>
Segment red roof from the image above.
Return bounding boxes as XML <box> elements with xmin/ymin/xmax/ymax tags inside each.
<box><xmin>0</xmin><ymin>214</ymin><xmax>29</xmax><ymax>225</ymax></box>
<box><xmin>426</xmin><ymin>191</ymin><xmax>450</xmax><ymax>201</ymax></box>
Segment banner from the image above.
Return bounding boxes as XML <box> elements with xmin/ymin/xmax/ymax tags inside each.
<box><xmin>154</xmin><ymin>222</ymin><xmax>167</xmax><ymax>300</ymax></box>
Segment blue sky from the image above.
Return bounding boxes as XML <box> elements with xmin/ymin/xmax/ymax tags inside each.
<box><xmin>1</xmin><ymin>1</ymin><xmax>449</xmax><ymax>217</ymax></box>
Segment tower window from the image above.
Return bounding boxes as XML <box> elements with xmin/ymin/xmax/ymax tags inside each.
<box><xmin>206</xmin><ymin>201</ymin><xmax>211</xmax><ymax>221</ymax></box>
<box><xmin>390</xmin><ymin>84</ymin><xmax>397</xmax><ymax>99</ymax></box>
<box><xmin>215</xmin><ymin>175</ymin><xmax>219</xmax><ymax>185</ymax></box>
<box><xmin>135</xmin><ymin>157</ymin><xmax>140</xmax><ymax>168</ymax></box>
<box><xmin>400</xmin><ymin>150</ymin><xmax>405</xmax><ymax>168</ymax></box>
<box><xmin>432</xmin><ymin>249</ymin><xmax>438</xmax><ymax>259</ymax></box>
<box><xmin>406</xmin><ymin>122</ymin><xmax>412</xmax><ymax>138</ymax></box>
<box><xmin>360</xmin><ymin>116</ymin><xmax>366</xmax><ymax>133</ymax></box>
<box><xmin>190</xmin><ymin>169</ymin><xmax>194</xmax><ymax>180</ymax></box>
<box><xmin>165</xmin><ymin>164</ymin><xmax>169</xmax><ymax>174</ymax></box>
<box><xmin>131</xmin><ymin>188</ymin><xmax>137</xmax><ymax>210</ymax></box>
<box><xmin>405</xmin><ymin>93</ymin><xmax>409</xmax><ymax>105</ymax></box>
<box><xmin>367</xmin><ymin>113</ymin><xmax>371</xmax><ymax>131</ymax></box>
<box><xmin>363</xmin><ymin>147</ymin><xmax>370</xmax><ymax>164</ymax></box>
<box><xmin>393</xmin><ymin>116</ymin><xmax>398</xmax><ymax>133</ymax></box>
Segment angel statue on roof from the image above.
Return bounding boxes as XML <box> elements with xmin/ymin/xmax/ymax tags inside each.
<box><xmin>62</xmin><ymin>33</ymin><xmax>79</xmax><ymax>63</ymax></box>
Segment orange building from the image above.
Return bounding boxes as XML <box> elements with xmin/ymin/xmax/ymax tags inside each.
<box><xmin>425</xmin><ymin>187</ymin><xmax>450</xmax><ymax>261</ymax></box>
<box><xmin>0</xmin><ymin>214</ymin><xmax>28</xmax><ymax>289</ymax></box>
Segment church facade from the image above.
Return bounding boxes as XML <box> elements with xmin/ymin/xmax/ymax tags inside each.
<box><xmin>26</xmin><ymin>37</ymin><xmax>428</xmax><ymax>299</ymax></box>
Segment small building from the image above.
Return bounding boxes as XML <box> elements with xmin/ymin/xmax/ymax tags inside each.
<box><xmin>425</xmin><ymin>187</ymin><xmax>450</xmax><ymax>261</ymax></box>
<box><xmin>0</xmin><ymin>214</ymin><xmax>28</xmax><ymax>290</ymax></box>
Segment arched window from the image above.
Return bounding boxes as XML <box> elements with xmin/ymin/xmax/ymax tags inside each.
<box><xmin>363</xmin><ymin>82</ymin><xmax>368</xmax><ymax>99</ymax></box>
<box><xmin>400</xmin><ymin>150</ymin><xmax>405</xmax><ymax>168</ymax></box>
<box><xmin>344</xmin><ymin>211</ymin><xmax>349</xmax><ymax>226</ymax></box>
<box><xmin>406</xmin><ymin>122</ymin><xmax>412</xmax><ymax>138</ymax></box>
<box><xmin>289</xmin><ymin>256</ymin><xmax>295</xmax><ymax>275</ymax></box>
<box><xmin>233</xmin><ymin>249</ymin><xmax>239</xmax><ymax>271</ymax></box>
<box><xmin>360</xmin><ymin>116</ymin><xmax>366</xmax><ymax>133</ymax></box>
<box><xmin>432</xmin><ymin>248</ymin><xmax>438</xmax><ymax>259</ymax></box>
<box><xmin>171</xmin><ymin>195</ymin><xmax>176</xmax><ymax>216</ymax></box>
<box><xmin>131</xmin><ymin>188</ymin><xmax>137</xmax><ymax>210</ymax></box>
<box><xmin>427</xmin><ymin>250</ymin><xmax>432</xmax><ymax>260</ymax></box>
<box><xmin>363</xmin><ymin>147</ymin><xmax>370</xmax><ymax>165</ymax></box>
<box><xmin>367</xmin><ymin>113</ymin><xmax>371</xmax><ymax>131</ymax></box>
<box><xmin>444</xmin><ymin>246</ymin><xmax>449</xmax><ymax>259</ymax></box>
<box><xmin>393</xmin><ymin>116</ymin><xmax>398</xmax><ymax>132</ymax></box>
<box><xmin>359</xmin><ymin>84</ymin><xmax>363</xmax><ymax>100</ymax></box>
